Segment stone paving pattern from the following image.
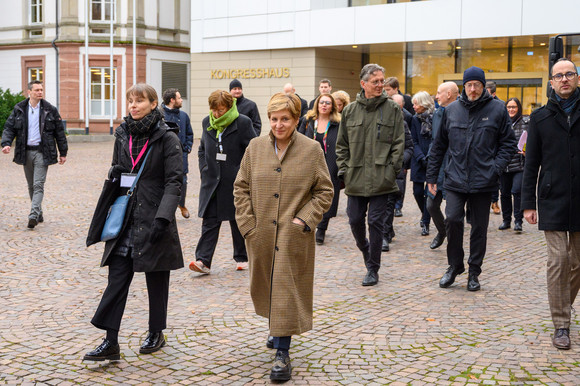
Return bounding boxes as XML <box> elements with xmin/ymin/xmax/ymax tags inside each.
<box><xmin>0</xmin><ymin>141</ymin><xmax>579</xmax><ymax>385</ymax></box>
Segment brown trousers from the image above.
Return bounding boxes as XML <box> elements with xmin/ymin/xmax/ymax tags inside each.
<box><xmin>545</xmin><ymin>231</ymin><xmax>580</xmax><ymax>329</ymax></box>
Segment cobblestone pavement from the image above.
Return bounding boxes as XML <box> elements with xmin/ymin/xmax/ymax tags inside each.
<box><xmin>1</xmin><ymin>141</ymin><xmax>579</xmax><ymax>385</ymax></box>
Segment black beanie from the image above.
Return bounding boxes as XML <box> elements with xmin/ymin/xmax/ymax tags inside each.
<box><xmin>229</xmin><ymin>79</ymin><xmax>243</xmax><ymax>91</ymax></box>
<box><xmin>463</xmin><ymin>66</ymin><xmax>486</xmax><ymax>86</ymax></box>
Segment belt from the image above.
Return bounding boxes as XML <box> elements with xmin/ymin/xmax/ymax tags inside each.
<box><xmin>26</xmin><ymin>145</ymin><xmax>40</xmax><ymax>151</ymax></box>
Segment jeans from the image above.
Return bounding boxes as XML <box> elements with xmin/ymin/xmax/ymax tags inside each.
<box><xmin>23</xmin><ymin>150</ymin><xmax>48</xmax><ymax>220</ymax></box>
<box><xmin>500</xmin><ymin>171</ymin><xmax>523</xmax><ymax>224</ymax></box>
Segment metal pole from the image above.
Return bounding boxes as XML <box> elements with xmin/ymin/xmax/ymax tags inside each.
<box><xmin>109</xmin><ymin>0</ymin><xmax>114</xmax><ymax>135</ymax></box>
<box><xmin>52</xmin><ymin>0</ymin><xmax>59</xmax><ymax>110</ymax></box>
<box><xmin>133</xmin><ymin>0</ymin><xmax>136</xmax><ymax>84</ymax></box>
<box><xmin>85</xmin><ymin>0</ymin><xmax>89</xmax><ymax>134</ymax></box>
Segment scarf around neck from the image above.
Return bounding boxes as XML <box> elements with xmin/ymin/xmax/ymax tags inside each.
<box><xmin>124</xmin><ymin>108</ymin><xmax>161</xmax><ymax>137</ymax></box>
<box><xmin>556</xmin><ymin>88</ymin><xmax>580</xmax><ymax>115</ymax></box>
<box><xmin>208</xmin><ymin>100</ymin><xmax>239</xmax><ymax>138</ymax></box>
<box><xmin>417</xmin><ymin>111</ymin><xmax>433</xmax><ymax>137</ymax></box>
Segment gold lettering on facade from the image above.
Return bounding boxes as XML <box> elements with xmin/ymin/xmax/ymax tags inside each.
<box><xmin>210</xmin><ymin>67</ymin><xmax>290</xmax><ymax>79</ymax></box>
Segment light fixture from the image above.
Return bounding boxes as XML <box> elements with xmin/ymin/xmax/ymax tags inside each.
<box><xmin>540</xmin><ymin>42</ymin><xmax>546</xmax><ymax>46</ymax></box>
<box><xmin>477</xmin><ymin>49</ymin><xmax>482</xmax><ymax>53</ymax></box>
<box><xmin>427</xmin><ymin>41</ymin><xmax>433</xmax><ymax>45</ymax></box>
<box><xmin>352</xmin><ymin>45</ymin><xmax>358</xmax><ymax>48</ymax></box>
<box><xmin>456</xmin><ymin>46</ymin><xmax>462</xmax><ymax>50</ymax></box>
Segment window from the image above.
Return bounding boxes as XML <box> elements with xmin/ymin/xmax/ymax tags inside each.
<box><xmin>29</xmin><ymin>68</ymin><xmax>43</xmax><ymax>82</ymax></box>
<box><xmin>30</xmin><ymin>0</ymin><xmax>43</xmax><ymax>24</ymax></box>
<box><xmin>162</xmin><ymin>62</ymin><xmax>188</xmax><ymax>99</ymax></box>
<box><xmin>91</xmin><ymin>0</ymin><xmax>115</xmax><ymax>23</ymax></box>
<box><xmin>90</xmin><ymin>67</ymin><xmax>116</xmax><ymax>118</ymax></box>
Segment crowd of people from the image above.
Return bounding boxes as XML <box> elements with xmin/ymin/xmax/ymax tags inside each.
<box><xmin>2</xmin><ymin>58</ymin><xmax>580</xmax><ymax>380</ymax></box>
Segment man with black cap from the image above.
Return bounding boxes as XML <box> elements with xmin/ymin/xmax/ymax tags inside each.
<box><xmin>426</xmin><ymin>66</ymin><xmax>516</xmax><ymax>291</ymax></box>
<box><xmin>229</xmin><ymin>79</ymin><xmax>261</xmax><ymax>136</ymax></box>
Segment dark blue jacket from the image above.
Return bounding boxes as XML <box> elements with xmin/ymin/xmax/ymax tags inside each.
<box><xmin>162</xmin><ymin>104</ymin><xmax>193</xmax><ymax>173</ymax></box>
<box><xmin>410</xmin><ymin>112</ymin><xmax>433</xmax><ymax>183</ymax></box>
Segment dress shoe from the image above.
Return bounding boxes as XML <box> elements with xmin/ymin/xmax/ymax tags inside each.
<box><xmin>362</xmin><ymin>270</ymin><xmax>378</xmax><ymax>286</ymax></box>
<box><xmin>394</xmin><ymin>208</ymin><xmax>403</xmax><ymax>217</ymax></box>
<box><xmin>467</xmin><ymin>274</ymin><xmax>481</xmax><ymax>291</ymax></box>
<box><xmin>27</xmin><ymin>218</ymin><xmax>38</xmax><ymax>229</ymax></box>
<box><xmin>430</xmin><ymin>233</ymin><xmax>445</xmax><ymax>249</ymax></box>
<box><xmin>266</xmin><ymin>335</ymin><xmax>274</xmax><ymax>349</ymax></box>
<box><xmin>38</xmin><ymin>214</ymin><xmax>44</xmax><ymax>223</ymax></box>
<box><xmin>270</xmin><ymin>350</ymin><xmax>292</xmax><ymax>381</ymax></box>
<box><xmin>498</xmin><ymin>221</ymin><xmax>511</xmax><ymax>230</ymax></box>
<box><xmin>491</xmin><ymin>201</ymin><xmax>501</xmax><ymax>214</ymax></box>
<box><xmin>83</xmin><ymin>339</ymin><xmax>120</xmax><ymax>361</ymax></box>
<box><xmin>386</xmin><ymin>230</ymin><xmax>395</xmax><ymax>243</ymax></box>
<box><xmin>381</xmin><ymin>237</ymin><xmax>389</xmax><ymax>252</ymax></box>
<box><xmin>553</xmin><ymin>328</ymin><xmax>571</xmax><ymax>350</ymax></box>
<box><xmin>139</xmin><ymin>331</ymin><xmax>166</xmax><ymax>354</ymax></box>
<box><xmin>439</xmin><ymin>266</ymin><xmax>465</xmax><ymax>288</ymax></box>
<box><xmin>315</xmin><ymin>228</ymin><xmax>326</xmax><ymax>245</ymax></box>
<box><xmin>189</xmin><ymin>260</ymin><xmax>210</xmax><ymax>274</ymax></box>
<box><xmin>421</xmin><ymin>224</ymin><xmax>430</xmax><ymax>236</ymax></box>
<box><xmin>514</xmin><ymin>222</ymin><xmax>523</xmax><ymax>232</ymax></box>
<box><xmin>178</xmin><ymin>205</ymin><xmax>190</xmax><ymax>218</ymax></box>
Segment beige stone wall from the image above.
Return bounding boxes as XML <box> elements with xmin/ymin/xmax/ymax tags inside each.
<box><xmin>314</xmin><ymin>48</ymin><xmax>362</xmax><ymax>107</ymax></box>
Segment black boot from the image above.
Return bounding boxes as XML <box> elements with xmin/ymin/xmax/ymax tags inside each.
<box><xmin>270</xmin><ymin>350</ymin><xmax>292</xmax><ymax>381</ymax></box>
<box><xmin>83</xmin><ymin>339</ymin><xmax>120</xmax><ymax>361</ymax></box>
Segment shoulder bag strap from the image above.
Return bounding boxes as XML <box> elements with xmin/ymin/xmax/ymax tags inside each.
<box><xmin>127</xmin><ymin>149</ymin><xmax>151</xmax><ymax>196</ymax></box>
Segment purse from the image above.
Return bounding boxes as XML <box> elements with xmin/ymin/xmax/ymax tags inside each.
<box><xmin>100</xmin><ymin>150</ymin><xmax>151</xmax><ymax>242</ymax></box>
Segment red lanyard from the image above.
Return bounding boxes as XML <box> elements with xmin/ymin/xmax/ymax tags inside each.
<box><xmin>129</xmin><ymin>136</ymin><xmax>149</xmax><ymax>171</ymax></box>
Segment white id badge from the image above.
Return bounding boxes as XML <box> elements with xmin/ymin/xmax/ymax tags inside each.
<box><xmin>120</xmin><ymin>173</ymin><xmax>138</xmax><ymax>188</ymax></box>
<box><xmin>216</xmin><ymin>153</ymin><xmax>227</xmax><ymax>161</ymax></box>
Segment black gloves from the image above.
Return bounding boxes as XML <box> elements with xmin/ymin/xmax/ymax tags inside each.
<box><xmin>150</xmin><ymin>218</ymin><xmax>170</xmax><ymax>242</ymax></box>
<box><xmin>109</xmin><ymin>165</ymin><xmax>129</xmax><ymax>180</ymax></box>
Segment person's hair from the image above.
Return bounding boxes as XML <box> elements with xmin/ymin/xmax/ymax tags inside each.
<box><xmin>305</xmin><ymin>93</ymin><xmax>341</xmax><ymax>122</ymax></box>
<box><xmin>27</xmin><ymin>80</ymin><xmax>43</xmax><ymax>90</ymax></box>
<box><xmin>208</xmin><ymin>90</ymin><xmax>234</xmax><ymax>110</ymax></box>
<box><xmin>267</xmin><ymin>92</ymin><xmax>301</xmax><ymax>120</ymax></box>
<box><xmin>162</xmin><ymin>88</ymin><xmax>179</xmax><ymax>105</ymax></box>
<box><xmin>126</xmin><ymin>83</ymin><xmax>158</xmax><ymax>104</ymax></box>
<box><xmin>412</xmin><ymin>91</ymin><xmax>435</xmax><ymax>114</ymax></box>
<box><xmin>319</xmin><ymin>78</ymin><xmax>332</xmax><ymax>87</ymax></box>
<box><xmin>385</xmin><ymin>77</ymin><xmax>399</xmax><ymax>89</ymax></box>
<box><xmin>552</xmin><ymin>57</ymin><xmax>578</xmax><ymax>75</ymax></box>
<box><xmin>485</xmin><ymin>81</ymin><xmax>497</xmax><ymax>94</ymax></box>
<box><xmin>505</xmin><ymin>97</ymin><xmax>522</xmax><ymax>113</ymax></box>
<box><xmin>332</xmin><ymin>90</ymin><xmax>350</xmax><ymax>107</ymax></box>
<box><xmin>360</xmin><ymin>64</ymin><xmax>385</xmax><ymax>81</ymax></box>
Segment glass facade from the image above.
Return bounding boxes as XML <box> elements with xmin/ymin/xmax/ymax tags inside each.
<box><xmin>90</xmin><ymin>67</ymin><xmax>116</xmax><ymax>118</ymax></box>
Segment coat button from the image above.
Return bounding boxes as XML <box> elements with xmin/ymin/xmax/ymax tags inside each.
<box><xmin>274</xmin><ymin>193</ymin><xmax>279</xmax><ymax>198</ymax></box>
<box><xmin>273</xmin><ymin>220</ymin><xmax>277</xmax><ymax>225</ymax></box>
<box><xmin>275</xmin><ymin>246</ymin><xmax>279</xmax><ymax>251</ymax></box>
<box><xmin>276</xmin><ymin>167</ymin><xmax>281</xmax><ymax>172</ymax></box>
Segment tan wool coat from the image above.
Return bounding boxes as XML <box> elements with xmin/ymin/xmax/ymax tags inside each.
<box><xmin>234</xmin><ymin>130</ymin><xmax>334</xmax><ymax>336</ymax></box>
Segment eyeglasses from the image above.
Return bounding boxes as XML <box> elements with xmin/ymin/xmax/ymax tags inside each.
<box><xmin>506</xmin><ymin>106</ymin><xmax>518</xmax><ymax>110</ymax></box>
<box><xmin>319</xmin><ymin>101</ymin><xmax>332</xmax><ymax>105</ymax></box>
<box><xmin>366</xmin><ymin>79</ymin><xmax>386</xmax><ymax>86</ymax></box>
<box><xmin>552</xmin><ymin>72</ymin><xmax>577</xmax><ymax>82</ymax></box>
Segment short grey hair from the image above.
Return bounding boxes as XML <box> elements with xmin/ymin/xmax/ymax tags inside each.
<box><xmin>412</xmin><ymin>91</ymin><xmax>435</xmax><ymax>113</ymax></box>
<box><xmin>360</xmin><ymin>64</ymin><xmax>385</xmax><ymax>81</ymax></box>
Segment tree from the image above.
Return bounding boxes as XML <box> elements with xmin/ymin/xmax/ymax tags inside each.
<box><xmin>0</xmin><ymin>88</ymin><xmax>25</xmax><ymax>137</ymax></box>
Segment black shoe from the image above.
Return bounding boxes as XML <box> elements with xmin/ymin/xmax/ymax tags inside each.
<box><xmin>553</xmin><ymin>328</ymin><xmax>571</xmax><ymax>350</ymax></box>
<box><xmin>439</xmin><ymin>266</ymin><xmax>465</xmax><ymax>288</ymax></box>
<box><xmin>139</xmin><ymin>331</ymin><xmax>166</xmax><ymax>354</ymax></box>
<box><xmin>514</xmin><ymin>222</ymin><xmax>523</xmax><ymax>232</ymax></box>
<box><xmin>394</xmin><ymin>208</ymin><xmax>403</xmax><ymax>217</ymax></box>
<box><xmin>83</xmin><ymin>339</ymin><xmax>120</xmax><ymax>361</ymax></box>
<box><xmin>421</xmin><ymin>224</ymin><xmax>430</xmax><ymax>236</ymax></box>
<box><xmin>315</xmin><ymin>228</ymin><xmax>325</xmax><ymax>245</ymax></box>
<box><xmin>387</xmin><ymin>230</ymin><xmax>395</xmax><ymax>243</ymax></box>
<box><xmin>362</xmin><ymin>270</ymin><xmax>378</xmax><ymax>286</ymax></box>
<box><xmin>27</xmin><ymin>218</ymin><xmax>38</xmax><ymax>229</ymax></box>
<box><xmin>38</xmin><ymin>214</ymin><xmax>44</xmax><ymax>223</ymax></box>
<box><xmin>430</xmin><ymin>233</ymin><xmax>446</xmax><ymax>249</ymax></box>
<box><xmin>270</xmin><ymin>350</ymin><xmax>292</xmax><ymax>381</ymax></box>
<box><xmin>467</xmin><ymin>274</ymin><xmax>481</xmax><ymax>291</ymax></box>
<box><xmin>266</xmin><ymin>335</ymin><xmax>274</xmax><ymax>349</ymax></box>
<box><xmin>381</xmin><ymin>237</ymin><xmax>389</xmax><ymax>252</ymax></box>
<box><xmin>498</xmin><ymin>221</ymin><xmax>511</xmax><ymax>230</ymax></box>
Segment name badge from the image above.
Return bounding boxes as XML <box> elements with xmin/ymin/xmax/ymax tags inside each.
<box><xmin>120</xmin><ymin>173</ymin><xmax>138</xmax><ymax>188</ymax></box>
<box><xmin>216</xmin><ymin>153</ymin><xmax>227</xmax><ymax>161</ymax></box>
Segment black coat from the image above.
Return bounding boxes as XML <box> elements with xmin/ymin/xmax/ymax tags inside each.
<box><xmin>198</xmin><ymin>114</ymin><xmax>256</xmax><ymax>220</ymax></box>
<box><xmin>410</xmin><ymin>112</ymin><xmax>433</xmax><ymax>183</ymax></box>
<box><xmin>89</xmin><ymin>119</ymin><xmax>184</xmax><ymax>272</ymax></box>
<box><xmin>297</xmin><ymin>94</ymin><xmax>309</xmax><ymax>118</ymax></box>
<box><xmin>521</xmin><ymin>93</ymin><xmax>580</xmax><ymax>231</ymax></box>
<box><xmin>505</xmin><ymin>115</ymin><xmax>528</xmax><ymax>173</ymax></box>
<box><xmin>162</xmin><ymin>104</ymin><xmax>193</xmax><ymax>174</ymax></box>
<box><xmin>426</xmin><ymin>91</ymin><xmax>517</xmax><ymax>193</ymax></box>
<box><xmin>299</xmin><ymin>118</ymin><xmax>341</xmax><ymax>218</ymax></box>
<box><xmin>1</xmin><ymin>98</ymin><xmax>68</xmax><ymax>166</ymax></box>
<box><xmin>236</xmin><ymin>95</ymin><xmax>262</xmax><ymax>136</ymax></box>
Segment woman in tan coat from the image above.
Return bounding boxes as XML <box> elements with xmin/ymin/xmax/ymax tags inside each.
<box><xmin>234</xmin><ymin>93</ymin><xmax>333</xmax><ymax>381</ymax></box>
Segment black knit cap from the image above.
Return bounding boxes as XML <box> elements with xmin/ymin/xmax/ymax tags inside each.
<box><xmin>229</xmin><ymin>79</ymin><xmax>243</xmax><ymax>90</ymax></box>
<box><xmin>463</xmin><ymin>66</ymin><xmax>486</xmax><ymax>86</ymax></box>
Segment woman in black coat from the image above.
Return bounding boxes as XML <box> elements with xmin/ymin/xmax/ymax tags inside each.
<box><xmin>189</xmin><ymin>90</ymin><xmax>256</xmax><ymax>274</ymax></box>
<box><xmin>297</xmin><ymin>93</ymin><xmax>340</xmax><ymax>245</ymax></box>
<box><xmin>84</xmin><ymin>83</ymin><xmax>184</xmax><ymax>361</ymax></box>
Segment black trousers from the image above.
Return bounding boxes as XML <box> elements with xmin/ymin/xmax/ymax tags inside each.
<box><xmin>346</xmin><ymin>194</ymin><xmax>389</xmax><ymax>273</ymax></box>
<box><xmin>383</xmin><ymin>193</ymin><xmax>398</xmax><ymax>239</ymax></box>
<box><xmin>195</xmin><ymin>197</ymin><xmax>247</xmax><ymax>268</ymax></box>
<box><xmin>445</xmin><ymin>190</ymin><xmax>492</xmax><ymax>276</ymax></box>
<box><xmin>179</xmin><ymin>174</ymin><xmax>188</xmax><ymax>207</ymax></box>
<box><xmin>426</xmin><ymin>190</ymin><xmax>445</xmax><ymax>236</ymax></box>
<box><xmin>413</xmin><ymin>182</ymin><xmax>431</xmax><ymax>225</ymax></box>
<box><xmin>91</xmin><ymin>253</ymin><xmax>170</xmax><ymax>332</ymax></box>
<box><xmin>500</xmin><ymin>171</ymin><xmax>523</xmax><ymax>224</ymax></box>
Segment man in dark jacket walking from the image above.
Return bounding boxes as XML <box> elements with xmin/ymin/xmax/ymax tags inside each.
<box><xmin>229</xmin><ymin>79</ymin><xmax>262</xmax><ymax>136</ymax></box>
<box><xmin>162</xmin><ymin>88</ymin><xmax>193</xmax><ymax>219</ymax></box>
<box><xmin>427</xmin><ymin>67</ymin><xmax>516</xmax><ymax>291</ymax></box>
<box><xmin>522</xmin><ymin>58</ymin><xmax>580</xmax><ymax>350</ymax></box>
<box><xmin>1</xmin><ymin>80</ymin><xmax>68</xmax><ymax>229</ymax></box>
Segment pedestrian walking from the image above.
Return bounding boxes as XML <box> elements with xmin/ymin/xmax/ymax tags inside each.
<box><xmin>229</xmin><ymin>79</ymin><xmax>262</xmax><ymax>136</ymax></box>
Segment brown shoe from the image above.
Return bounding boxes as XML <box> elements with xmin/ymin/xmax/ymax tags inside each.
<box><xmin>178</xmin><ymin>205</ymin><xmax>190</xmax><ymax>218</ymax></box>
<box><xmin>552</xmin><ymin>328</ymin><xmax>571</xmax><ymax>350</ymax></box>
<box><xmin>491</xmin><ymin>201</ymin><xmax>501</xmax><ymax>214</ymax></box>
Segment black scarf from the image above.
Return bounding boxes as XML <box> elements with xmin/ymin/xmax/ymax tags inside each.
<box><xmin>417</xmin><ymin>111</ymin><xmax>433</xmax><ymax>137</ymax></box>
<box><xmin>124</xmin><ymin>108</ymin><xmax>161</xmax><ymax>170</ymax></box>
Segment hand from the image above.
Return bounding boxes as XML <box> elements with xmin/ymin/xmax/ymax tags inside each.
<box><xmin>428</xmin><ymin>183</ymin><xmax>437</xmax><ymax>196</ymax></box>
<box><xmin>524</xmin><ymin>209</ymin><xmax>537</xmax><ymax>225</ymax></box>
<box><xmin>292</xmin><ymin>217</ymin><xmax>305</xmax><ymax>226</ymax></box>
<box><xmin>2</xmin><ymin>146</ymin><xmax>10</xmax><ymax>154</ymax></box>
<box><xmin>59</xmin><ymin>156</ymin><xmax>66</xmax><ymax>165</ymax></box>
<box><xmin>109</xmin><ymin>164</ymin><xmax>129</xmax><ymax>179</ymax></box>
<box><xmin>151</xmin><ymin>218</ymin><xmax>170</xmax><ymax>242</ymax></box>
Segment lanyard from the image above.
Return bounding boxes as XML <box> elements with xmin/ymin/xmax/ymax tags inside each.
<box><xmin>313</xmin><ymin>120</ymin><xmax>330</xmax><ymax>153</ymax></box>
<box><xmin>129</xmin><ymin>136</ymin><xmax>150</xmax><ymax>171</ymax></box>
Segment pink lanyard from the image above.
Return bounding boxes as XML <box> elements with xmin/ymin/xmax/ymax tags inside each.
<box><xmin>129</xmin><ymin>136</ymin><xmax>149</xmax><ymax>172</ymax></box>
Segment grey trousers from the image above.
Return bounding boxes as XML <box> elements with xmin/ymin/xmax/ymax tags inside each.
<box><xmin>23</xmin><ymin>150</ymin><xmax>48</xmax><ymax>220</ymax></box>
<box><xmin>544</xmin><ymin>231</ymin><xmax>580</xmax><ymax>329</ymax></box>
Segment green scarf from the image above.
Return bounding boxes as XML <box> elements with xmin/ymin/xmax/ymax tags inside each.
<box><xmin>208</xmin><ymin>100</ymin><xmax>239</xmax><ymax>138</ymax></box>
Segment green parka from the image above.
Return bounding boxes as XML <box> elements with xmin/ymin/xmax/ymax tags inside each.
<box><xmin>336</xmin><ymin>90</ymin><xmax>405</xmax><ymax>197</ymax></box>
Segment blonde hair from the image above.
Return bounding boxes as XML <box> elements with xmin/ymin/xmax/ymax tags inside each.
<box><xmin>208</xmin><ymin>90</ymin><xmax>234</xmax><ymax>110</ymax></box>
<box><xmin>412</xmin><ymin>91</ymin><xmax>435</xmax><ymax>114</ymax></box>
<box><xmin>267</xmin><ymin>92</ymin><xmax>302</xmax><ymax>120</ymax></box>
<box><xmin>332</xmin><ymin>90</ymin><xmax>350</xmax><ymax>107</ymax></box>
<box><xmin>127</xmin><ymin>83</ymin><xmax>158</xmax><ymax>104</ymax></box>
<box><xmin>305</xmin><ymin>93</ymin><xmax>341</xmax><ymax>122</ymax></box>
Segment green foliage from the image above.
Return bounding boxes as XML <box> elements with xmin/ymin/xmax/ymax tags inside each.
<box><xmin>0</xmin><ymin>87</ymin><xmax>26</xmax><ymax>137</ymax></box>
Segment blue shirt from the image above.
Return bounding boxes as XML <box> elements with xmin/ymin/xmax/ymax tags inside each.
<box><xmin>27</xmin><ymin>101</ymin><xmax>41</xmax><ymax>146</ymax></box>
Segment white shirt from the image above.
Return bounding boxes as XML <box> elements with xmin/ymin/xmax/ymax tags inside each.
<box><xmin>27</xmin><ymin>101</ymin><xmax>41</xmax><ymax>146</ymax></box>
